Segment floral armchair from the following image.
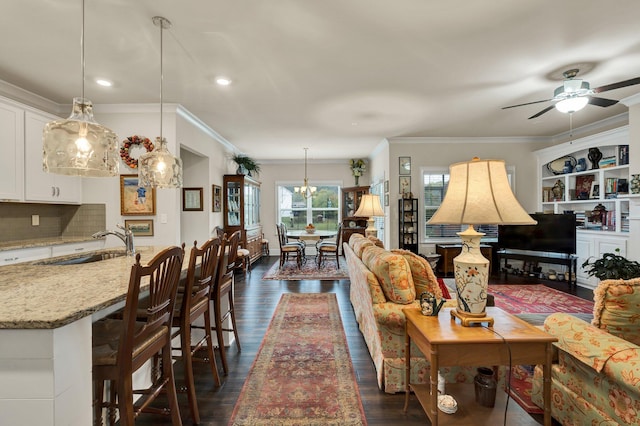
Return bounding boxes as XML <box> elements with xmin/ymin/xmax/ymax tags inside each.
<box><xmin>531</xmin><ymin>277</ymin><xmax>640</xmax><ymax>425</ymax></box>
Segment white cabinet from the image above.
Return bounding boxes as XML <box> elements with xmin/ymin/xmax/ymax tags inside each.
<box><xmin>24</xmin><ymin>111</ymin><xmax>82</xmax><ymax>204</ymax></box>
<box><xmin>576</xmin><ymin>231</ymin><xmax>627</xmax><ymax>289</ymax></box>
<box><xmin>0</xmin><ymin>100</ymin><xmax>24</xmax><ymax>201</ymax></box>
<box><xmin>0</xmin><ymin>246</ymin><xmax>51</xmax><ymax>266</ymax></box>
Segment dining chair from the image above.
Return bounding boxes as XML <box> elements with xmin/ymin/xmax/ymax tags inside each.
<box><xmin>279</xmin><ymin>223</ymin><xmax>306</xmax><ymax>259</ymax></box>
<box><xmin>211</xmin><ymin>230</ymin><xmax>242</xmax><ymax>374</ymax></box>
<box><xmin>317</xmin><ymin>223</ymin><xmax>342</xmax><ymax>268</ymax></box>
<box><xmin>276</xmin><ymin>223</ymin><xmax>303</xmax><ymax>269</ymax></box>
<box><xmin>171</xmin><ymin>238</ymin><xmax>222</xmax><ymax>424</ymax></box>
<box><xmin>92</xmin><ymin>245</ymin><xmax>185</xmax><ymax>426</ymax></box>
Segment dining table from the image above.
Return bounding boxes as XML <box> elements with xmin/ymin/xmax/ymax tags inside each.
<box><xmin>286</xmin><ymin>230</ymin><xmax>337</xmax><ymax>255</ymax></box>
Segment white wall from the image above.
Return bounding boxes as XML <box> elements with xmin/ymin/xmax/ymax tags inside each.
<box><xmin>385</xmin><ymin>137</ymin><xmax>549</xmax><ymax>251</ymax></box>
<box><xmin>257</xmin><ymin>160</ymin><xmax>364</xmax><ymax>248</ymax></box>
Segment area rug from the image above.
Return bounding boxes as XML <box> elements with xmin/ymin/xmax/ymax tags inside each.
<box><xmin>228</xmin><ymin>293</ymin><xmax>367</xmax><ymax>426</ymax></box>
<box><xmin>262</xmin><ymin>257</ymin><xmax>349</xmax><ymax>281</ymax></box>
<box><xmin>490</xmin><ymin>284</ymin><xmax>594</xmax><ymax>414</ymax></box>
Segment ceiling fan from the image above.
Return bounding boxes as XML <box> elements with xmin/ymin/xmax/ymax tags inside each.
<box><xmin>502</xmin><ymin>69</ymin><xmax>640</xmax><ymax>119</ymax></box>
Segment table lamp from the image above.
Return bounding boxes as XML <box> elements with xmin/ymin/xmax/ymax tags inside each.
<box><xmin>354</xmin><ymin>194</ymin><xmax>385</xmax><ymax>238</ymax></box>
<box><xmin>428</xmin><ymin>157</ymin><xmax>536</xmax><ymax>326</ymax></box>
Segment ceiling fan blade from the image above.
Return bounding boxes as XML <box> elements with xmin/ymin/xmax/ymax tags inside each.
<box><xmin>588</xmin><ymin>97</ymin><xmax>619</xmax><ymax>107</ymax></box>
<box><xmin>502</xmin><ymin>98</ymin><xmax>553</xmax><ymax>109</ymax></box>
<box><xmin>528</xmin><ymin>105</ymin><xmax>555</xmax><ymax>119</ymax></box>
<box><xmin>593</xmin><ymin>77</ymin><xmax>640</xmax><ymax>93</ymax></box>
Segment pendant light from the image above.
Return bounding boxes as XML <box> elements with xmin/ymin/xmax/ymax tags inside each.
<box><xmin>42</xmin><ymin>0</ymin><xmax>119</xmax><ymax>177</ymax></box>
<box><xmin>294</xmin><ymin>148</ymin><xmax>316</xmax><ymax>199</ymax></box>
<box><xmin>138</xmin><ymin>16</ymin><xmax>183</xmax><ymax>189</ymax></box>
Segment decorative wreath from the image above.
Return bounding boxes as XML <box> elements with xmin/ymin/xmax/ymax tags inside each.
<box><xmin>120</xmin><ymin>135</ymin><xmax>154</xmax><ymax>169</ymax></box>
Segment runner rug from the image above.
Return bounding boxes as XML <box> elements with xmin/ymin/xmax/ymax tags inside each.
<box><xmin>262</xmin><ymin>258</ymin><xmax>349</xmax><ymax>281</ymax></box>
<box><xmin>228</xmin><ymin>293</ymin><xmax>367</xmax><ymax>426</ymax></box>
<box><xmin>490</xmin><ymin>284</ymin><xmax>594</xmax><ymax>414</ymax></box>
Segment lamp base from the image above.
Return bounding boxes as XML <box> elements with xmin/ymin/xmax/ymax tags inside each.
<box><xmin>451</xmin><ymin>309</ymin><xmax>494</xmax><ymax>327</ymax></box>
<box><xmin>364</xmin><ymin>218</ymin><xmax>377</xmax><ymax>238</ymax></box>
<box><xmin>453</xmin><ymin>225</ymin><xmax>490</xmax><ymax>321</ymax></box>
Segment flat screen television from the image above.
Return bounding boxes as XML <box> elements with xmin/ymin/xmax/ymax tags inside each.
<box><xmin>497</xmin><ymin>213</ymin><xmax>576</xmax><ymax>254</ymax></box>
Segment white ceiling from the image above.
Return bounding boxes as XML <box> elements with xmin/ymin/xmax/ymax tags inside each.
<box><xmin>2</xmin><ymin>0</ymin><xmax>640</xmax><ymax>161</ymax></box>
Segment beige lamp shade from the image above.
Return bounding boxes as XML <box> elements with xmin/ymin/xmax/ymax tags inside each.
<box><xmin>354</xmin><ymin>194</ymin><xmax>385</xmax><ymax>218</ymax></box>
<box><xmin>428</xmin><ymin>157</ymin><xmax>536</xmax><ymax>226</ymax></box>
<box><xmin>354</xmin><ymin>194</ymin><xmax>384</xmax><ymax>238</ymax></box>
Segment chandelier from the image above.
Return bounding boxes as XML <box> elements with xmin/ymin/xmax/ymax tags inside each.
<box><xmin>294</xmin><ymin>148</ymin><xmax>317</xmax><ymax>199</ymax></box>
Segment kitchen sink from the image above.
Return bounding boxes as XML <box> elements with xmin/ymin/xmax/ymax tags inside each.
<box><xmin>36</xmin><ymin>251</ymin><xmax>127</xmax><ymax>266</ymax></box>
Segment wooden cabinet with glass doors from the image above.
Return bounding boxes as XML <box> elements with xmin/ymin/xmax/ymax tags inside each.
<box><xmin>341</xmin><ymin>186</ymin><xmax>369</xmax><ymax>246</ymax></box>
<box><xmin>223</xmin><ymin>174</ymin><xmax>262</xmax><ymax>264</ymax></box>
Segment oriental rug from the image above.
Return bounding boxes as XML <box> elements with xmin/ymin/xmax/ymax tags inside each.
<box><xmin>490</xmin><ymin>284</ymin><xmax>594</xmax><ymax>414</ymax></box>
<box><xmin>228</xmin><ymin>293</ymin><xmax>367</xmax><ymax>426</ymax></box>
<box><xmin>262</xmin><ymin>258</ymin><xmax>349</xmax><ymax>281</ymax></box>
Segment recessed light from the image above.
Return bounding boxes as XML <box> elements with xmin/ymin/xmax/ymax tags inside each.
<box><xmin>96</xmin><ymin>79</ymin><xmax>113</xmax><ymax>87</ymax></box>
<box><xmin>216</xmin><ymin>77</ymin><xmax>232</xmax><ymax>86</ymax></box>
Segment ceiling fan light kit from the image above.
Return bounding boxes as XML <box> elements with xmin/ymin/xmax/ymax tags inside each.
<box><xmin>502</xmin><ymin>68</ymin><xmax>640</xmax><ymax>119</ymax></box>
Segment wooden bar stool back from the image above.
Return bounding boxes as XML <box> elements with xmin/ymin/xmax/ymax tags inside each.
<box><xmin>212</xmin><ymin>230</ymin><xmax>242</xmax><ymax>374</ymax></box>
<box><xmin>92</xmin><ymin>245</ymin><xmax>185</xmax><ymax>426</ymax></box>
<box><xmin>171</xmin><ymin>237</ymin><xmax>222</xmax><ymax>424</ymax></box>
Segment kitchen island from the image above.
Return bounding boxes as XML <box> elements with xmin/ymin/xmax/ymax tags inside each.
<box><xmin>0</xmin><ymin>246</ymin><xmax>190</xmax><ymax>426</ymax></box>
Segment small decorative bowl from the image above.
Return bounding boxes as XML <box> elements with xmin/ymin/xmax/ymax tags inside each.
<box><xmin>305</xmin><ymin>228</ymin><xmax>316</xmax><ymax>234</ymax></box>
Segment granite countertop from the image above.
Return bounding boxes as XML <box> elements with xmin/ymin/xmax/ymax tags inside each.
<box><xmin>0</xmin><ymin>236</ymin><xmax>97</xmax><ymax>251</ymax></box>
<box><xmin>0</xmin><ymin>246</ymin><xmax>190</xmax><ymax>330</ymax></box>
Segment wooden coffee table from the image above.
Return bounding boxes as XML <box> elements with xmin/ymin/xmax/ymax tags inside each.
<box><xmin>403</xmin><ymin>307</ymin><xmax>556</xmax><ymax>426</ymax></box>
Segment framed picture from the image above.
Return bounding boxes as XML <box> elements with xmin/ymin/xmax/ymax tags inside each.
<box><xmin>384</xmin><ymin>180</ymin><xmax>389</xmax><ymax>193</ymax></box>
<box><xmin>399</xmin><ymin>176</ymin><xmax>411</xmax><ymax>194</ymax></box>
<box><xmin>124</xmin><ymin>219</ymin><xmax>154</xmax><ymax>237</ymax></box>
<box><xmin>212</xmin><ymin>184</ymin><xmax>222</xmax><ymax>212</ymax></box>
<box><xmin>120</xmin><ymin>175</ymin><xmax>156</xmax><ymax>216</ymax></box>
<box><xmin>575</xmin><ymin>174</ymin><xmax>595</xmax><ymax>200</ymax></box>
<box><xmin>590</xmin><ymin>183</ymin><xmax>600</xmax><ymax>199</ymax></box>
<box><xmin>183</xmin><ymin>187</ymin><xmax>203</xmax><ymax>211</ymax></box>
<box><xmin>399</xmin><ymin>156</ymin><xmax>411</xmax><ymax>175</ymax></box>
<box><xmin>384</xmin><ymin>193</ymin><xmax>389</xmax><ymax>206</ymax></box>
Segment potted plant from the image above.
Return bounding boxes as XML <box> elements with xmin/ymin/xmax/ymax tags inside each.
<box><xmin>231</xmin><ymin>154</ymin><xmax>261</xmax><ymax>176</ymax></box>
<box><xmin>582</xmin><ymin>248</ymin><xmax>640</xmax><ymax>280</ymax></box>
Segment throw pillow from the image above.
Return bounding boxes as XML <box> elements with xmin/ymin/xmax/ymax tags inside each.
<box><xmin>348</xmin><ymin>233</ymin><xmax>365</xmax><ymax>248</ymax></box>
<box><xmin>353</xmin><ymin>238</ymin><xmax>375</xmax><ymax>258</ymax></box>
<box><xmin>367</xmin><ymin>235</ymin><xmax>384</xmax><ymax>248</ymax></box>
<box><xmin>361</xmin><ymin>246</ymin><xmax>416</xmax><ymax>304</ymax></box>
<box><xmin>391</xmin><ymin>249</ymin><xmax>443</xmax><ymax>300</ymax></box>
<box><xmin>592</xmin><ymin>278</ymin><xmax>640</xmax><ymax>345</ymax></box>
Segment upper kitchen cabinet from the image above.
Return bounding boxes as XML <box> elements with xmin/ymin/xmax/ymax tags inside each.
<box><xmin>24</xmin><ymin>111</ymin><xmax>81</xmax><ymax>203</ymax></box>
<box><xmin>0</xmin><ymin>100</ymin><xmax>24</xmax><ymax>201</ymax></box>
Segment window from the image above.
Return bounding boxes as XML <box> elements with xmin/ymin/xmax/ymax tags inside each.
<box><xmin>277</xmin><ymin>183</ymin><xmax>340</xmax><ymax>231</ymax></box>
<box><xmin>423</xmin><ymin>167</ymin><xmax>515</xmax><ymax>241</ymax></box>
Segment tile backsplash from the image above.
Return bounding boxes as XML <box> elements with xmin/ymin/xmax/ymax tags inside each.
<box><xmin>0</xmin><ymin>203</ymin><xmax>106</xmax><ymax>243</ymax></box>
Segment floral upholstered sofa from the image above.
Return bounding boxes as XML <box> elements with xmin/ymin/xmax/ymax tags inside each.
<box><xmin>344</xmin><ymin>233</ymin><xmax>494</xmax><ymax>393</ymax></box>
<box><xmin>531</xmin><ymin>278</ymin><xmax>640</xmax><ymax>425</ymax></box>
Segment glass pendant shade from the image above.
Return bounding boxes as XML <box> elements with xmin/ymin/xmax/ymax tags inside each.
<box><xmin>43</xmin><ymin>104</ymin><xmax>119</xmax><ymax>178</ymax></box>
<box><xmin>555</xmin><ymin>96</ymin><xmax>589</xmax><ymax>114</ymax></box>
<box><xmin>138</xmin><ymin>137</ymin><xmax>183</xmax><ymax>188</ymax></box>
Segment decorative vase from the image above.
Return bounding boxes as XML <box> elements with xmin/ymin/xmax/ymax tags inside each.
<box><xmin>236</xmin><ymin>164</ymin><xmax>247</xmax><ymax>175</ymax></box>
<box><xmin>354</xmin><ymin>175</ymin><xmax>359</xmax><ymax>185</ymax></box>
<box><xmin>588</xmin><ymin>147</ymin><xmax>602</xmax><ymax>169</ymax></box>
<box><xmin>575</xmin><ymin>158</ymin><xmax>587</xmax><ymax>172</ymax></box>
<box><xmin>562</xmin><ymin>159</ymin><xmax>573</xmax><ymax>174</ymax></box>
<box><xmin>474</xmin><ymin>367</ymin><xmax>497</xmax><ymax>408</ymax></box>
<box><xmin>631</xmin><ymin>174</ymin><xmax>640</xmax><ymax>194</ymax></box>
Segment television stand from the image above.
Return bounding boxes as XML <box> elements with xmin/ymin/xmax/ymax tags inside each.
<box><xmin>497</xmin><ymin>249</ymin><xmax>578</xmax><ymax>289</ymax></box>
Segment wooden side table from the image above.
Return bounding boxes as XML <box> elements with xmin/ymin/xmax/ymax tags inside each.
<box><xmin>403</xmin><ymin>307</ymin><xmax>556</xmax><ymax>426</ymax></box>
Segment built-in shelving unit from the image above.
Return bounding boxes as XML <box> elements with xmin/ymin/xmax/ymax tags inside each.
<box><xmin>535</xmin><ymin>126</ymin><xmax>630</xmax><ymax>288</ymax></box>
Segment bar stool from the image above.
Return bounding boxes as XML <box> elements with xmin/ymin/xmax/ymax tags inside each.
<box><xmin>171</xmin><ymin>238</ymin><xmax>222</xmax><ymax>424</ymax></box>
<box><xmin>212</xmin><ymin>231</ymin><xmax>242</xmax><ymax>374</ymax></box>
<box><xmin>92</xmin><ymin>245</ymin><xmax>185</xmax><ymax>426</ymax></box>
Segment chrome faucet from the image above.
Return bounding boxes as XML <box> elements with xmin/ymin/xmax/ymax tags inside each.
<box><xmin>92</xmin><ymin>224</ymin><xmax>135</xmax><ymax>256</ymax></box>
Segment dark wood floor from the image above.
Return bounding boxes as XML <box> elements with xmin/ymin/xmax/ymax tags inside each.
<box><xmin>134</xmin><ymin>256</ymin><xmax>590</xmax><ymax>425</ymax></box>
